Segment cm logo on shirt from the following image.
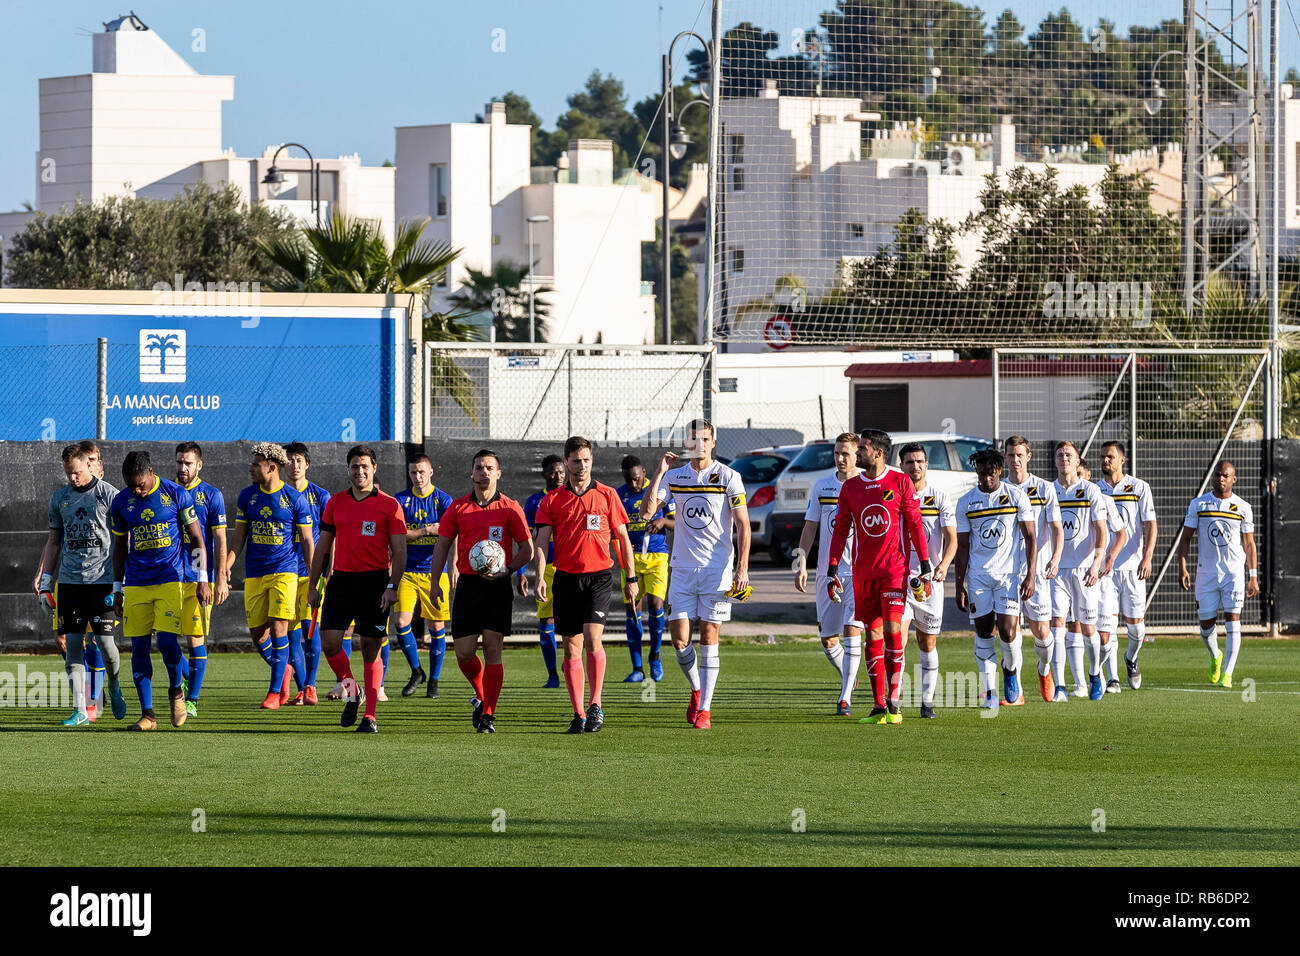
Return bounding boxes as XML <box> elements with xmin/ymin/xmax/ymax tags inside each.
<box><xmin>858</xmin><ymin>504</ymin><xmax>890</xmax><ymax>538</ymax></box>
<box><xmin>681</xmin><ymin>497</ymin><xmax>714</xmax><ymax>530</ymax></box>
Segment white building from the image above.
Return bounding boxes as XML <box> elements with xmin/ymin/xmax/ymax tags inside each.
<box><xmin>712</xmin><ymin>82</ymin><xmax>1213</xmax><ymax>350</ymax></box>
<box><xmin>0</xmin><ymin>13</ymin><xmax>394</xmax><ymax>262</ymax></box>
<box><xmin>396</xmin><ymin>103</ymin><xmax>657</xmax><ymax>344</ymax></box>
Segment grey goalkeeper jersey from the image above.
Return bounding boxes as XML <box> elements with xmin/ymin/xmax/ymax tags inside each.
<box><xmin>49</xmin><ymin>477</ymin><xmax>118</xmax><ymax>585</ymax></box>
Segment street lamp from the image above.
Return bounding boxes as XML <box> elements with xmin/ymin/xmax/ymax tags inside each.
<box><xmin>262</xmin><ymin>142</ymin><xmax>320</xmax><ymax>226</ymax></box>
<box><xmin>1143</xmin><ymin>50</ymin><xmax>1183</xmax><ymax>116</ymax></box>
<box><xmin>525</xmin><ymin>214</ymin><xmax>550</xmax><ymax>343</ymax></box>
<box><xmin>662</xmin><ymin>32</ymin><xmax>713</xmax><ymax>345</ymax></box>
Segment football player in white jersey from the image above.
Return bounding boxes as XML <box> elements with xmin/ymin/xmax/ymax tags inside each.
<box><xmin>642</xmin><ymin>418</ymin><xmax>750</xmax><ymax>730</ymax></box>
<box><xmin>1097</xmin><ymin>441</ymin><xmax>1158</xmax><ymax>690</ymax></box>
<box><xmin>1051</xmin><ymin>441</ymin><xmax>1110</xmax><ymax>702</ymax></box>
<box><xmin>1077</xmin><ymin>460</ymin><xmax>1128</xmax><ymax>698</ymax></box>
<box><xmin>1177</xmin><ymin>461</ymin><xmax>1257</xmax><ymax>688</ymax></box>
<box><xmin>1002</xmin><ymin>437</ymin><xmax>1064</xmax><ymax>703</ymax></box>
<box><xmin>793</xmin><ymin>433</ymin><xmax>863</xmax><ymax>715</ymax></box>
<box><xmin>897</xmin><ymin>442</ymin><xmax>957</xmax><ymax>718</ymax></box>
<box><xmin>954</xmin><ymin>449</ymin><xmax>1036</xmax><ymax>712</ymax></box>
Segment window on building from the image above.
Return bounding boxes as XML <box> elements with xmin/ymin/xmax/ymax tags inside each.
<box><xmin>430</xmin><ymin>164</ymin><xmax>448</xmax><ymax>218</ymax></box>
<box><xmin>852</xmin><ymin>383</ymin><xmax>908</xmax><ymax>432</ymax></box>
<box><xmin>847</xmin><ymin>222</ymin><xmax>864</xmax><ymax>240</ymax></box>
<box><xmin>730</xmin><ymin>134</ymin><xmax>744</xmax><ymax>164</ymax></box>
<box><xmin>732</xmin><ymin>167</ymin><xmax>745</xmax><ymax>191</ymax></box>
<box><xmin>730</xmin><ymin>247</ymin><xmax>745</xmax><ymax>274</ymax></box>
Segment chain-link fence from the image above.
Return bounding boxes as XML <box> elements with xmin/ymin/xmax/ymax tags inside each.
<box><xmin>994</xmin><ymin>348</ymin><xmax>1269</xmax><ymax>627</ymax></box>
<box><xmin>712</xmin><ymin>394</ymin><xmax>850</xmax><ymax>458</ymax></box>
<box><xmin>0</xmin><ymin>344</ymin><xmax>99</xmax><ymax>440</ymax></box>
<box><xmin>425</xmin><ymin>343</ymin><xmax>711</xmax><ymax>444</ymax></box>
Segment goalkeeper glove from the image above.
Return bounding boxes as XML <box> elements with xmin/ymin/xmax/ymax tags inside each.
<box><xmin>918</xmin><ymin>558</ymin><xmax>933</xmax><ymax>582</ymax></box>
<box><xmin>824</xmin><ymin>564</ymin><xmax>843</xmax><ymax>604</ymax></box>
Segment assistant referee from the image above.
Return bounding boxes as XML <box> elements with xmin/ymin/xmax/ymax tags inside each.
<box><xmin>307</xmin><ymin>445</ymin><xmax>407</xmax><ymax>734</ymax></box>
<box><xmin>534</xmin><ymin>436</ymin><xmax>637</xmax><ymax>734</ymax></box>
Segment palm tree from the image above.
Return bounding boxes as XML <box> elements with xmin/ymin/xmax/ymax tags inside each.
<box><xmin>259</xmin><ymin>213</ymin><xmax>479</xmax><ymax>419</ymax></box>
<box><xmin>145</xmin><ymin>333</ymin><xmax>181</xmax><ymax>374</ymax></box>
<box><xmin>448</xmin><ymin>260</ymin><xmax>554</xmax><ymax>342</ymax></box>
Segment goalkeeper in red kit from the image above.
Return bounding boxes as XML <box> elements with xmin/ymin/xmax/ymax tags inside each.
<box><xmin>826</xmin><ymin>429</ymin><xmax>931</xmax><ymax>725</ymax></box>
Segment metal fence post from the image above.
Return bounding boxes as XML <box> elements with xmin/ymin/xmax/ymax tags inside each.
<box><xmin>566</xmin><ymin>349</ymin><xmax>573</xmax><ymax>437</ymax></box>
<box><xmin>1130</xmin><ymin>350</ymin><xmax>1138</xmax><ymax>475</ymax></box>
<box><xmin>423</xmin><ymin>342</ymin><xmax>432</xmax><ymax>441</ymax></box>
<box><xmin>990</xmin><ymin>349</ymin><xmax>1000</xmax><ymax>442</ymax></box>
<box><xmin>96</xmin><ymin>337</ymin><xmax>107</xmax><ymax>441</ymax></box>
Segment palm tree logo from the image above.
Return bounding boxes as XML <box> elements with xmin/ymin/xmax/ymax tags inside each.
<box><xmin>146</xmin><ymin>333</ymin><xmax>181</xmax><ymax>374</ymax></box>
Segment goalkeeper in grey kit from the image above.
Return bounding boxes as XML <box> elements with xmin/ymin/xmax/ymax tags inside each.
<box><xmin>429</xmin><ymin>449</ymin><xmax>533</xmax><ymax>733</ymax></box>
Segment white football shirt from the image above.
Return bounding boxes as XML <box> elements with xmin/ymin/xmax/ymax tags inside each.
<box><xmin>804</xmin><ymin>472</ymin><xmax>853</xmax><ymax>580</ymax></box>
<box><xmin>906</xmin><ymin>483</ymin><xmax>955</xmax><ymax>576</ymax></box>
<box><xmin>1098</xmin><ymin>475</ymin><xmax>1157</xmax><ymax>571</ymax></box>
<box><xmin>1004</xmin><ymin>473</ymin><xmax>1061</xmax><ymax>570</ymax></box>
<box><xmin>1183</xmin><ymin>492</ymin><xmax>1253</xmax><ymax>585</ymax></box>
<box><xmin>1054</xmin><ymin>477</ymin><xmax>1107</xmax><ymax>569</ymax></box>
<box><xmin>956</xmin><ymin>482</ymin><xmax>1033</xmax><ymax>577</ymax></box>
<box><xmin>659</xmin><ymin>460</ymin><xmax>746</xmax><ymax>575</ymax></box>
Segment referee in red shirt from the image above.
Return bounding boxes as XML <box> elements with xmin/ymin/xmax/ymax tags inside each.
<box><xmin>307</xmin><ymin>445</ymin><xmax>407</xmax><ymax>733</ymax></box>
<box><xmin>534</xmin><ymin>436</ymin><xmax>637</xmax><ymax>733</ymax></box>
<box><xmin>430</xmin><ymin>448</ymin><xmax>533</xmax><ymax>734</ymax></box>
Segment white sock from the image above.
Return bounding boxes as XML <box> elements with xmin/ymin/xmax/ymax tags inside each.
<box><xmin>1067</xmin><ymin>632</ymin><xmax>1086</xmax><ymax>688</ymax></box>
<box><xmin>1102</xmin><ymin>638</ymin><xmax>1119</xmax><ymax>682</ymax></box>
<box><xmin>1001</xmin><ymin>634</ymin><xmax>1022</xmax><ymax>676</ymax></box>
<box><xmin>1224</xmin><ymin>620</ymin><xmax>1241</xmax><ymax>676</ymax></box>
<box><xmin>1125</xmin><ymin>621</ymin><xmax>1145</xmax><ymax>663</ymax></box>
<box><xmin>823</xmin><ymin>640</ymin><xmax>845</xmax><ymax>677</ymax></box>
<box><xmin>697</xmin><ymin>643</ymin><xmax>720</xmax><ymax>710</ymax></box>
<box><xmin>974</xmin><ymin>635</ymin><xmax>998</xmax><ymax>694</ymax></box>
<box><xmin>67</xmin><ymin>663</ymin><xmax>86</xmax><ymax>713</ymax></box>
<box><xmin>840</xmin><ymin>635</ymin><xmax>862</xmax><ymax>705</ymax></box>
<box><xmin>1086</xmin><ymin>632</ymin><xmax>1101</xmax><ymax>677</ymax></box>
<box><xmin>1051</xmin><ymin>626</ymin><xmax>1067</xmax><ymax>688</ymax></box>
<box><xmin>1200</xmin><ymin>625</ymin><xmax>1219</xmax><ymax>659</ymax></box>
<box><xmin>919</xmin><ymin>648</ymin><xmax>938</xmax><ymax>705</ymax></box>
<box><xmin>676</xmin><ymin>643</ymin><xmax>701</xmax><ymax>692</ymax></box>
<box><xmin>1033</xmin><ymin>637</ymin><xmax>1053</xmax><ymax>676</ymax></box>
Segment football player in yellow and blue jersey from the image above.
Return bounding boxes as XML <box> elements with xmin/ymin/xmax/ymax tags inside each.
<box><xmin>394</xmin><ymin>454</ymin><xmax>455</xmax><ymax>698</ymax></box>
<box><xmin>225</xmin><ymin>443</ymin><xmax>315</xmax><ymax>710</ymax></box>
<box><xmin>617</xmin><ymin>455</ymin><xmax>675</xmax><ymax>682</ymax></box>
<box><xmin>110</xmin><ymin>450</ymin><xmax>211</xmax><ymax>731</ymax></box>
<box><xmin>520</xmin><ymin>455</ymin><xmax>566</xmax><ymax>687</ymax></box>
<box><xmin>174</xmin><ymin>442</ymin><xmax>228</xmax><ymax>718</ymax></box>
<box><xmin>286</xmin><ymin>442</ymin><xmax>330</xmax><ymax>705</ymax></box>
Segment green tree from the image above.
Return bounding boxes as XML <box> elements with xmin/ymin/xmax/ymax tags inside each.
<box><xmin>632</xmin><ymin>81</ymin><xmax>709</xmax><ymax>189</ymax></box>
<box><xmin>3</xmin><ymin>182</ymin><xmax>297</xmax><ymax>289</ymax></box>
<box><xmin>642</xmin><ymin>224</ymin><xmax>699</xmax><ymax>344</ymax></box>
<box><xmin>479</xmin><ymin>92</ymin><xmax>554</xmax><ymax>167</ymax></box>
<box><xmin>447</xmin><ymin>260</ymin><xmax>554</xmax><ymax>343</ymax></box>
<box><xmin>554</xmin><ymin>72</ymin><xmax>645</xmax><ymax>170</ymax></box>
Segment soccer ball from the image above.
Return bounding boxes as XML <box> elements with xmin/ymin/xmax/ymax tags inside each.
<box><xmin>468</xmin><ymin>539</ymin><xmax>507</xmax><ymax>575</ymax></box>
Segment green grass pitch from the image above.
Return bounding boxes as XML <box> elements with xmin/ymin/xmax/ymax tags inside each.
<box><xmin>0</xmin><ymin>637</ymin><xmax>1295</xmax><ymax>866</ymax></box>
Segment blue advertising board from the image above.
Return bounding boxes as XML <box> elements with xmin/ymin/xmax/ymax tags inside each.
<box><xmin>0</xmin><ymin>300</ymin><xmax>406</xmax><ymax>442</ymax></box>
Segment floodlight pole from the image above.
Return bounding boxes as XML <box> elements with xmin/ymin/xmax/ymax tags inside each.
<box><xmin>663</xmin><ymin>31</ymin><xmax>712</xmax><ymax>347</ymax></box>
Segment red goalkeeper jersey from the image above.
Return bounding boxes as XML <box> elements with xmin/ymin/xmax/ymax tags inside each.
<box><xmin>827</xmin><ymin>468</ymin><xmax>929</xmax><ymax>581</ymax></box>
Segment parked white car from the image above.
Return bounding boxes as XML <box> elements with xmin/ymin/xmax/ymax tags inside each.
<box><xmin>766</xmin><ymin>432</ymin><xmax>993</xmax><ymax>564</ymax></box>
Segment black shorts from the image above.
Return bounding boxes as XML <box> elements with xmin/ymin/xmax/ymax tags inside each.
<box><xmin>56</xmin><ymin>583</ymin><xmax>115</xmax><ymax>637</ymax></box>
<box><xmin>321</xmin><ymin>570</ymin><xmax>390</xmax><ymax>639</ymax></box>
<box><xmin>451</xmin><ymin>574</ymin><xmax>514</xmax><ymax>638</ymax></box>
<box><xmin>553</xmin><ymin>569</ymin><xmax>613</xmax><ymax>637</ymax></box>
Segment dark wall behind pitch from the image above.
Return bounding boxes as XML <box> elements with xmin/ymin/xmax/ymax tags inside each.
<box><xmin>0</xmin><ymin>439</ymin><xmax>671</xmax><ymax>651</ymax></box>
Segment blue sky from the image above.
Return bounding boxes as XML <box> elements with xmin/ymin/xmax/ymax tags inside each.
<box><xmin>1</xmin><ymin>0</ymin><xmax>1295</xmax><ymax>211</ymax></box>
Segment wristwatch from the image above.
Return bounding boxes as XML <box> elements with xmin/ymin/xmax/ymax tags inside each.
<box><xmin>385</xmin><ymin>584</ymin><xmax>397</xmax><ymax>591</ymax></box>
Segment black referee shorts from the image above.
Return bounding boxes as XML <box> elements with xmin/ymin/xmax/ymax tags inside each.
<box><xmin>321</xmin><ymin>570</ymin><xmax>390</xmax><ymax>639</ymax></box>
<box><xmin>451</xmin><ymin>573</ymin><xmax>515</xmax><ymax>638</ymax></box>
<box><xmin>57</xmin><ymin>583</ymin><xmax>115</xmax><ymax>637</ymax></box>
<box><xmin>553</xmin><ymin>569</ymin><xmax>613</xmax><ymax>637</ymax></box>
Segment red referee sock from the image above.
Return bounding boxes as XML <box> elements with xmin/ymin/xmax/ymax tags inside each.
<box><xmin>326</xmin><ymin>649</ymin><xmax>353</xmax><ymax>683</ymax></box>
<box><xmin>884</xmin><ymin>632</ymin><xmax>905</xmax><ymax>704</ymax></box>
<box><xmin>363</xmin><ymin>660</ymin><xmax>382</xmax><ymax>720</ymax></box>
<box><xmin>866</xmin><ymin>637</ymin><xmax>886</xmax><ymax>708</ymax></box>
<box><xmin>562</xmin><ymin>658</ymin><xmax>584</xmax><ymax>714</ymax></box>
<box><xmin>585</xmin><ymin>648</ymin><xmax>606</xmax><ymax>708</ymax></box>
<box><xmin>483</xmin><ymin>662</ymin><xmax>504</xmax><ymax>716</ymax></box>
<box><xmin>458</xmin><ymin>655</ymin><xmax>485</xmax><ymax>700</ymax></box>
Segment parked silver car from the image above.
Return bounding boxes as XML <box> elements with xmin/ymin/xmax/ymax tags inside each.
<box><xmin>728</xmin><ymin>445</ymin><xmax>803</xmax><ymax>557</ymax></box>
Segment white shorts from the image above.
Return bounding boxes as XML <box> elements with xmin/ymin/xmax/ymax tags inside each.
<box><xmin>1196</xmin><ymin>577</ymin><xmax>1245</xmax><ymax>619</ymax></box>
<box><xmin>1022</xmin><ymin>567</ymin><xmax>1052</xmax><ymax>622</ymax></box>
<box><xmin>965</xmin><ymin>570</ymin><xmax>1020</xmax><ymax>619</ymax></box>
<box><xmin>1051</xmin><ymin>566</ymin><xmax>1099</xmax><ymax>626</ymax></box>
<box><xmin>1098</xmin><ymin>575</ymin><xmax>1118</xmax><ymax>633</ymax></box>
<box><xmin>816</xmin><ymin>572</ymin><xmax>862</xmax><ymax>638</ymax></box>
<box><xmin>1112</xmin><ymin>568</ymin><xmax>1147</xmax><ymax>620</ymax></box>
<box><xmin>902</xmin><ymin>581</ymin><xmax>944</xmax><ymax>635</ymax></box>
<box><xmin>667</xmin><ymin>566</ymin><xmax>732</xmax><ymax>624</ymax></box>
